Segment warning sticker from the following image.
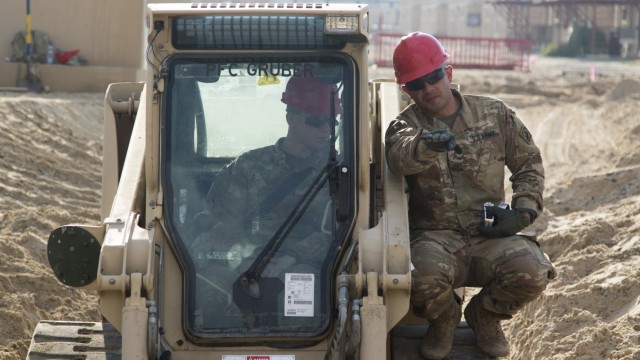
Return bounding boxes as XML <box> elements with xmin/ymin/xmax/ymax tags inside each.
<box><xmin>222</xmin><ymin>356</ymin><xmax>295</xmax><ymax>360</ymax></box>
<box><xmin>284</xmin><ymin>273</ymin><xmax>314</xmax><ymax>317</ymax></box>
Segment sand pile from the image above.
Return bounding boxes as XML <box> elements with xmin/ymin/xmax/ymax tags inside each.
<box><xmin>462</xmin><ymin>63</ymin><xmax>640</xmax><ymax>360</ymax></box>
<box><xmin>0</xmin><ymin>93</ymin><xmax>103</xmax><ymax>358</ymax></box>
<box><xmin>1</xmin><ymin>57</ymin><xmax>640</xmax><ymax>359</ymax></box>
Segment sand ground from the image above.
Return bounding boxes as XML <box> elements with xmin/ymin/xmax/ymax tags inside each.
<box><xmin>1</xmin><ymin>56</ymin><xmax>640</xmax><ymax>359</ymax></box>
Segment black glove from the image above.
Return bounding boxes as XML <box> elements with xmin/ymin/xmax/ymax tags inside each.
<box><xmin>422</xmin><ymin>129</ymin><xmax>458</xmax><ymax>152</ymax></box>
<box><xmin>479</xmin><ymin>206</ymin><xmax>532</xmax><ymax>238</ymax></box>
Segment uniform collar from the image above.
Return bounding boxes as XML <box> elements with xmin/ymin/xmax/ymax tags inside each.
<box><xmin>274</xmin><ymin>137</ymin><xmax>327</xmax><ymax>169</ymax></box>
<box><xmin>449</xmin><ymin>88</ymin><xmax>471</xmax><ymax>134</ymax></box>
<box><xmin>410</xmin><ymin>88</ymin><xmax>470</xmax><ymax>133</ymax></box>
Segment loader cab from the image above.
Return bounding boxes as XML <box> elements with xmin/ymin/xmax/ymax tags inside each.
<box><xmin>155</xmin><ymin>7</ymin><xmax>367</xmax><ymax>346</ymax></box>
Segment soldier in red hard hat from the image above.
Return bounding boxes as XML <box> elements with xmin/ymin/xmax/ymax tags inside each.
<box><xmin>281</xmin><ymin>75</ymin><xmax>342</xmax><ymax>156</ymax></box>
<box><xmin>385</xmin><ymin>32</ymin><xmax>556</xmax><ymax>359</ymax></box>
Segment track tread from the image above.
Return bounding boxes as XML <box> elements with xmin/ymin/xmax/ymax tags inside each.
<box><xmin>27</xmin><ymin>320</ymin><xmax>121</xmax><ymax>360</ymax></box>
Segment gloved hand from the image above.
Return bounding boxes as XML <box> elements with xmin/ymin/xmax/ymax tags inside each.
<box><xmin>479</xmin><ymin>206</ymin><xmax>532</xmax><ymax>238</ymax></box>
<box><xmin>422</xmin><ymin>129</ymin><xmax>458</xmax><ymax>152</ymax></box>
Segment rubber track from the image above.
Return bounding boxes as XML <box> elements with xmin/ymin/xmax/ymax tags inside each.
<box><xmin>27</xmin><ymin>321</ymin><xmax>121</xmax><ymax>360</ymax></box>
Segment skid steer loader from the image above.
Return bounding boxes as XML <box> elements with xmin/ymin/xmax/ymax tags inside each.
<box><xmin>27</xmin><ymin>3</ymin><xmax>490</xmax><ymax>359</ymax></box>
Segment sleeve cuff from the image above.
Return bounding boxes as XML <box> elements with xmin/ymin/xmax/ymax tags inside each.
<box><xmin>517</xmin><ymin>208</ymin><xmax>538</xmax><ymax>222</ymax></box>
<box><xmin>513</xmin><ymin>197</ymin><xmax>540</xmax><ymax>210</ymax></box>
<box><xmin>513</xmin><ymin>197</ymin><xmax>541</xmax><ymax>217</ymax></box>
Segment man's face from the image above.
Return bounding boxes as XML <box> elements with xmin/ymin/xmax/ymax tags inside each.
<box><xmin>287</xmin><ymin>109</ymin><xmax>331</xmax><ymax>152</ymax></box>
<box><xmin>402</xmin><ymin>65</ymin><xmax>456</xmax><ymax>118</ymax></box>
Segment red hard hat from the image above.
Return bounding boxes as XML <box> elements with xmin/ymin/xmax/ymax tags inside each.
<box><xmin>393</xmin><ymin>32</ymin><xmax>449</xmax><ymax>85</ymax></box>
<box><xmin>281</xmin><ymin>76</ymin><xmax>342</xmax><ymax>116</ymax></box>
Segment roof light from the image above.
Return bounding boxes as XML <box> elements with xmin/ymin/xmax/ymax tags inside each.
<box><xmin>325</xmin><ymin>14</ymin><xmax>359</xmax><ymax>34</ymax></box>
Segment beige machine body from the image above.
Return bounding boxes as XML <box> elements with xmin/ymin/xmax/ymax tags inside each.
<box><xmin>28</xmin><ymin>3</ymin><xmax>478</xmax><ymax>360</ymax></box>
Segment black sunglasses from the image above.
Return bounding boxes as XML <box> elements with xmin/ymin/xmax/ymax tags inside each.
<box><xmin>304</xmin><ymin>115</ymin><xmax>332</xmax><ymax>128</ymax></box>
<box><xmin>404</xmin><ymin>67</ymin><xmax>446</xmax><ymax>91</ymax></box>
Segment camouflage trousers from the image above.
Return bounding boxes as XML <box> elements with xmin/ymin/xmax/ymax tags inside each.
<box><xmin>410</xmin><ymin>229</ymin><xmax>556</xmax><ymax>320</ymax></box>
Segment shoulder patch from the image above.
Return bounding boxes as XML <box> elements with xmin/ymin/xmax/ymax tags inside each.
<box><xmin>519</xmin><ymin>126</ymin><xmax>532</xmax><ymax>144</ymax></box>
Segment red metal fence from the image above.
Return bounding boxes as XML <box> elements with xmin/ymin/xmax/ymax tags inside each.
<box><xmin>372</xmin><ymin>33</ymin><xmax>534</xmax><ymax>71</ymax></box>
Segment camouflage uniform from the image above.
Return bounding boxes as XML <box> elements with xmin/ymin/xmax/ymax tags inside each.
<box><xmin>205</xmin><ymin>137</ymin><xmax>331</xmax><ymax>269</ymax></box>
<box><xmin>192</xmin><ymin>138</ymin><xmax>331</xmax><ymax>328</ymax></box>
<box><xmin>385</xmin><ymin>89</ymin><xmax>555</xmax><ymax>320</ymax></box>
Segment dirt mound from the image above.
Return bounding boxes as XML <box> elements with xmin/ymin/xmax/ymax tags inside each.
<box><xmin>607</xmin><ymin>78</ymin><xmax>640</xmax><ymax>100</ymax></box>
<box><xmin>493</xmin><ymin>65</ymin><xmax>640</xmax><ymax>359</ymax></box>
<box><xmin>0</xmin><ymin>92</ymin><xmax>103</xmax><ymax>359</ymax></box>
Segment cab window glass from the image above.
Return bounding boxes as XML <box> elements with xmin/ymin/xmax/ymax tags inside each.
<box><xmin>164</xmin><ymin>55</ymin><xmax>353</xmax><ymax>339</ymax></box>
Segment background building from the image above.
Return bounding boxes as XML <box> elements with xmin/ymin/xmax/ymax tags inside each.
<box><xmin>396</xmin><ymin>0</ymin><xmax>509</xmax><ymax>38</ymax></box>
<box><xmin>487</xmin><ymin>0</ymin><xmax>640</xmax><ymax>57</ymax></box>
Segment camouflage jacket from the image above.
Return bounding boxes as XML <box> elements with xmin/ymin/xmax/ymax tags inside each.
<box><xmin>206</xmin><ymin>138</ymin><xmax>331</xmax><ymax>264</ymax></box>
<box><xmin>385</xmin><ymin>89</ymin><xmax>544</xmax><ymax>237</ymax></box>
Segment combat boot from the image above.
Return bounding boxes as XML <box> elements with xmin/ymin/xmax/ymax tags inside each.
<box><xmin>464</xmin><ymin>295</ymin><xmax>510</xmax><ymax>358</ymax></box>
<box><xmin>420</xmin><ymin>301</ymin><xmax>462</xmax><ymax>359</ymax></box>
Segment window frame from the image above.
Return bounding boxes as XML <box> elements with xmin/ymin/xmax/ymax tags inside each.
<box><xmin>160</xmin><ymin>51</ymin><xmax>359</xmax><ymax>344</ymax></box>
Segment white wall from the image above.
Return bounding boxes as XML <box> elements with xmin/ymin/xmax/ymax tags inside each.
<box><xmin>397</xmin><ymin>0</ymin><xmax>508</xmax><ymax>38</ymax></box>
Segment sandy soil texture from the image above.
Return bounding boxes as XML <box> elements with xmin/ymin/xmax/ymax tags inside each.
<box><xmin>1</xmin><ymin>56</ymin><xmax>640</xmax><ymax>359</ymax></box>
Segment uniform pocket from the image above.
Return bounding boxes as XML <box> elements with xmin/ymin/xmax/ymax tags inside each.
<box><xmin>474</xmin><ymin>136</ymin><xmax>504</xmax><ymax>193</ymax></box>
